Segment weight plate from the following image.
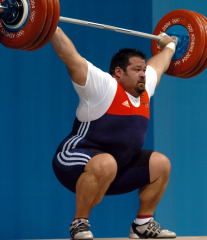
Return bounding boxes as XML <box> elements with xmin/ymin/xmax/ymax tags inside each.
<box><xmin>33</xmin><ymin>0</ymin><xmax>60</xmax><ymax>50</ymax></box>
<box><xmin>179</xmin><ymin>11</ymin><xmax>206</xmax><ymax>78</ymax></box>
<box><xmin>26</xmin><ymin>0</ymin><xmax>53</xmax><ymax>50</ymax></box>
<box><xmin>152</xmin><ymin>9</ymin><xmax>206</xmax><ymax>78</ymax></box>
<box><xmin>0</xmin><ymin>0</ymin><xmax>47</xmax><ymax>49</ymax></box>
<box><xmin>188</xmin><ymin>13</ymin><xmax>207</xmax><ymax>77</ymax></box>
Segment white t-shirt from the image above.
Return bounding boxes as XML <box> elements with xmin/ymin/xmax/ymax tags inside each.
<box><xmin>73</xmin><ymin>61</ymin><xmax>157</xmax><ymax>122</ymax></box>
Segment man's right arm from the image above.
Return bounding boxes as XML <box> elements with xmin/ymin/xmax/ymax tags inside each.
<box><xmin>147</xmin><ymin>34</ymin><xmax>176</xmax><ymax>86</ymax></box>
<box><xmin>51</xmin><ymin>27</ymin><xmax>88</xmax><ymax>86</ymax></box>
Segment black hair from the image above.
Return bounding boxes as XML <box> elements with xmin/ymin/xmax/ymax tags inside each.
<box><xmin>109</xmin><ymin>48</ymin><xmax>146</xmax><ymax>75</ymax></box>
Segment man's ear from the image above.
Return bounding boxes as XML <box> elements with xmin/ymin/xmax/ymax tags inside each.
<box><xmin>114</xmin><ymin>66</ymin><xmax>123</xmax><ymax>78</ymax></box>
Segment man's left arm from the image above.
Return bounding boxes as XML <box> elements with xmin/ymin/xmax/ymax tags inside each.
<box><xmin>147</xmin><ymin>34</ymin><xmax>176</xmax><ymax>86</ymax></box>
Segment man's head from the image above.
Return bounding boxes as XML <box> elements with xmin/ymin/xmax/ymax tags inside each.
<box><xmin>109</xmin><ymin>48</ymin><xmax>147</xmax><ymax>97</ymax></box>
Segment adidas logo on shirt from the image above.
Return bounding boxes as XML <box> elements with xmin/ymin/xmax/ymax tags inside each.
<box><xmin>122</xmin><ymin>100</ymin><xmax>130</xmax><ymax>108</ymax></box>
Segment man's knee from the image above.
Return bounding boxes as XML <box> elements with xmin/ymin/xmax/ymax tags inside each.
<box><xmin>85</xmin><ymin>153</ymin><xmax>118</xmax><ymax>181</ymax></box>
<box><xmin>149</xmin><ymin>152</ymin><xmax>171</xmax><ymax>182</ymax></box>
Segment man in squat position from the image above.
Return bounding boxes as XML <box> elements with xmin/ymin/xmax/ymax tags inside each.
<box><xmin>51</xmin><ymin>27</ymin><xmax>176</xmax><ymax>239</ymax></box>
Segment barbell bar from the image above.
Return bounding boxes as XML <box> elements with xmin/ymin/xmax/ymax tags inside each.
<box><xmin>59</xmin><ymin>16</ymin><xmax>161</xmax><ymax>41</ymax></box>
<box><xmin>0</xmin><ymin>0</ymin><xmax>206</xmax><ymax>78</ymax></box>
<box><xmin>0</xmin><ymin>2</ymin><xmax>161</xmax><ymax>41</ymax></box>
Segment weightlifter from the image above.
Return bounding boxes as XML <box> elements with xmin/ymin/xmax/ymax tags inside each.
<box><xmin>51</xmin><ymin>27</ymin><xmax>177</xmax><ymax>239</ymax></box>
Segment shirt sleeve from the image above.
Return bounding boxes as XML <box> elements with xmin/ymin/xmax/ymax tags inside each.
<box><xmin>72</xmin><ymin>61</ymin><xmax>117</xmax><ymax>122</ymax></box>
<box><xmin>72</xmin><ymin>61</ymin><xmax>116</xmax><ymax>104</ymax></box>
<box><xmin>145</xmin><ymin>65</ymin><xmax>157</xmax><ymax>98</ymax></box>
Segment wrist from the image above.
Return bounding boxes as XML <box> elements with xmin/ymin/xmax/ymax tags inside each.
<box><xmin>165</xmin><ymin>42</ymin><xmax>176</xmax><ymax>53</ymax></box>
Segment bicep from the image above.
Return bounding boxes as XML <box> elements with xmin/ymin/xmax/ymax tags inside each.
<box><xmin>51</xmin><ymin>27</ymin><xmax>88</xmax><ymax>85</ymax></box>
<box><xmin>66</xmin><ymin>56</ymin><xmax>88</xmax><ymax>86</ymax></box>
<box><xmin>147</xmin><ymin>48</ymin><xmax>174</xmax><ymax>85</ymax></box>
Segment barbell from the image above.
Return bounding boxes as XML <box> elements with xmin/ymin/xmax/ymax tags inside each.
<box><xmin>0</xmin><ymin>0</ymin><xmax>206</xmax><ymax>78</ymax></box>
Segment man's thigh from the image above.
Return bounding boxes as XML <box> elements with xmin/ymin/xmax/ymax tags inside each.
<box><xmin>52</xmin><ymin>148</ymin><xmax>105</xmax><ymax>192</ymax></box>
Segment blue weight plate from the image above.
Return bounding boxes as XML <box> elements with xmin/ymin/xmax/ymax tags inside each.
<box><xmin>166</xmin><ymin>25</ymin><xmax>190</xmax><ymax>61</ymax></box>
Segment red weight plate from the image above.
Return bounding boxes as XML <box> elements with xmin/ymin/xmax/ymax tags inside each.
<box><xmin>28</xmin><ymin>0</ymin><xmax>60</xmax><ymax>50</ymax></box>
<box><xmin>178</xmin><ymin>11</ymin><xmax>206</xmax><ymax>78</ymax></box>
<box><xmin>183</xmin><ymin>13</ymin><xmax>207</xmax><ymax>78</ymax></box>
<box><xmin>25</xmin><ymin>0</ymin><xmax>53</xmax><ymax>50</ymax></box>
<box><xmin>29</xmin><ymin>0</ymin><xmax>60</xmax><ymax>50</ymax></box>
<box><xmin>202</xmin><ymin>15</ymin><xmax>207</xmax><ymax>70</ymax></box>
<box><xmin>0</xmin><ymin>0</ymin><xmax>47</xmax><ymax>50</ymax></box>
<box><xmin>192</xmin><ymin>14</ymin><xmax>207</xmax><ymax>76</ymax></box>
<box><xmin>152</xmin><ymin>9</ymin><xmax>205</xmax><ymax>78</ymax></box>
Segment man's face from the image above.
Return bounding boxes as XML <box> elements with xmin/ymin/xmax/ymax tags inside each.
<box><xmin>115</xmin><ymin>56</ymin><xmax>146</xmax><ymax>97</ymax></box>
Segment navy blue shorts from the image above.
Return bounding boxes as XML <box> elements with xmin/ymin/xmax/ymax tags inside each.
<box><xmin>52</xmin><ymin>148</ymin><xmax>152</xmax><ymax>195</ymax></box>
